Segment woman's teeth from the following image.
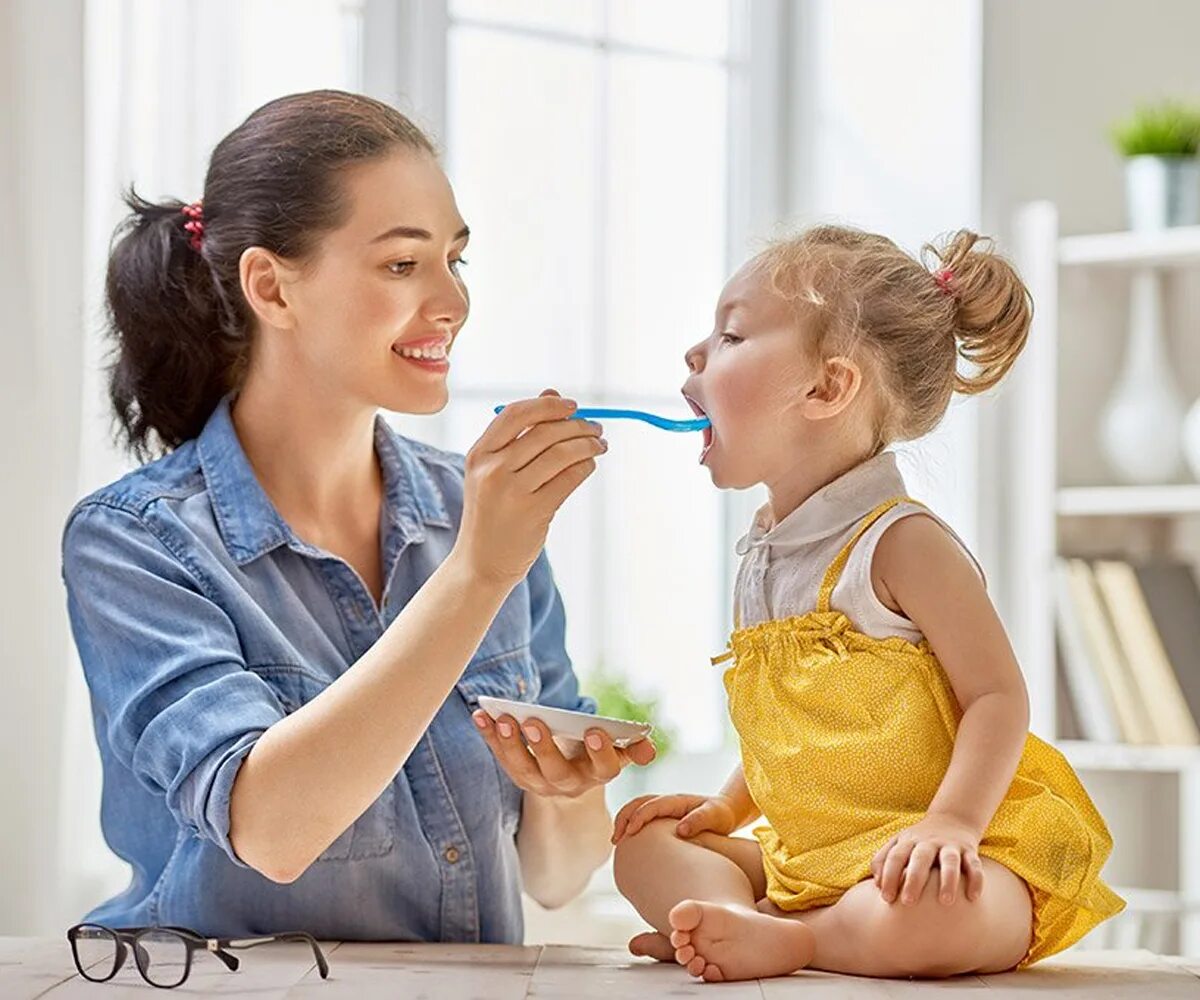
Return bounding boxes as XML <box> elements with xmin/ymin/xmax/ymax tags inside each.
<box><xmin>395</xmin><ymin>343</ymin><xmax>448</xmax><ymax>360</ymax></box>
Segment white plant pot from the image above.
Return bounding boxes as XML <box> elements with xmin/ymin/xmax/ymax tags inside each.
<box><xmin>1099</xmin><ymin>269</ymin><xmax>1187</xmax><ymax>483</ymax></box>
<box><xmin>1184</xmin><ymin>396</ymin><xmax>1200</xmax><ymax>481</ymax></box>
<box><xmin>1125</xmin><ymin>155</ymin><xmax>1200</xmax><ymax>231</ymax></box>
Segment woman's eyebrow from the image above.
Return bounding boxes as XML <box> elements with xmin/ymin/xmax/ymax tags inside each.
<box><xmin>370</xmin><ymin>224</ymin><xmax>470</xmax><ymax>244</ymax></box>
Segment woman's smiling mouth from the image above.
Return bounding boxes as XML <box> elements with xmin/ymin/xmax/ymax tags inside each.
<box><xmin>392</xmin><ymin>335</ymin><xmax>451</xmax><ymax>373</ymax></box>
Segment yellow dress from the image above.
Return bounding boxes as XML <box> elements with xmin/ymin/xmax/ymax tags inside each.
<box><xmin>713</xmin><ymin>497</ymin><xmax>1124</xmax><ymax>967</ymax></box>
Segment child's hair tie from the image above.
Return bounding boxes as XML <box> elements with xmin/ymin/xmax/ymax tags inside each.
<box><xmin>181</xmin><ymin>201</ymin><xmax>205</xmax><ymax>252</ymax></box>
<box><xmin>933</xmin><ymin>267</ymin><xmax>955</xmax><ymax>297</ymax></box>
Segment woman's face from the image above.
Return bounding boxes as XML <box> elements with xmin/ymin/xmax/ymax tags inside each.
<box><xmin>681</xmin><ymin>262</ymin><xmax>817</xmax><ymax>490</ymax></box>
<box><xmin>283</xmin><ymin>150</ymin><xmax>470</xmax><ymax>415</ymax></box>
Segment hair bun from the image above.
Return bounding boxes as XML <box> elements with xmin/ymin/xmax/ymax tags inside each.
<box><xmin>926</xmin><ymin>229</ymin><xmax>1032</xmax><ymax>396</ymax></box>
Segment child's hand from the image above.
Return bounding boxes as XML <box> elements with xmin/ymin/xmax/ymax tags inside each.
<box><xmin>870</xmin><ymin>812</ymin><xmax>984</xmax><ymax>906</ymax></box>
<box><xmin>611</xmin><ymin>793</ymin><xmax>739</xmax><ymax>844</ymax></box>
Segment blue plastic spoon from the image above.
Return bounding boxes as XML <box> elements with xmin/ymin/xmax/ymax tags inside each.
<box><xmin>492</xmin><ymin>404</ymin><xmax>709</xmax><ymax>432</ymax></box>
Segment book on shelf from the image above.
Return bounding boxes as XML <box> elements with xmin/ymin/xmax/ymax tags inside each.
<box><xmin>1130</xmin><ymin>562</ymin><xmax>1200</xmax><ymax>738</ymax></box>
<box><xmin>1053</xmin><ymin>560</ymin><xmax>1122</xmax><ymax>742</ymax></box>
<box><xmin>1053</xmin><ymin>556</ymin><xmax>1200</xmax><ymax>747</ymax></box>
<box><xmin>1057</xmin><ymin>558</ymin><xmax>1156</xmax><ymax>744</ymax></box>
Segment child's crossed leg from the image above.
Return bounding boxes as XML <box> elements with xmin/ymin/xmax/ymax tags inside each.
<box><xmin>613</xmin><ymin>818</ymin><xmax>1033</xmax><ymax>983</ymax></box>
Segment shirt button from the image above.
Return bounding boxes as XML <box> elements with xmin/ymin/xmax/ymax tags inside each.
<box><xmin>444</xmin><ymin>846</ymin><xmax>460</xmax><ymax>864</ymax></box>
<box><xmin>516</xmin><ymin>678</ymin><xmax>526</xmax><ymax>695</ymax></box>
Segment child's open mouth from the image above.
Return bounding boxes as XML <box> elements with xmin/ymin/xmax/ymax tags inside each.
<box><xmin>683</xmin><ymin>393</ymin><xmax>714</xmax><ymax>464</ymax></box>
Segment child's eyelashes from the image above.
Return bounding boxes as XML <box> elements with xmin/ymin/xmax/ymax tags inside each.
<box><xmin>719</xmin><ymin>332</ymin><xmax>743</xmax><ymax>346</ymax></box>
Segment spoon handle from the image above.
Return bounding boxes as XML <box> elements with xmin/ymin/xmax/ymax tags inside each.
<box><xmin>492</xmin><ymin>404</ymin><xmax>709</xmax><ymax>432</ymax></box>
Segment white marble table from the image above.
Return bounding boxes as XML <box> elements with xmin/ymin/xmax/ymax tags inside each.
<box><xmin>3</xmin><ymin>938</ymin><xmax>1198</xmax><ymax>998</ymax></box>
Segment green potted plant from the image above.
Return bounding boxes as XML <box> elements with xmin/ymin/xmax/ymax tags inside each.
<box><xmin>587</xmin><ymin>665</ymin><xmax>675</xmax><ymax>802</ymax></box>
<box><xmin>1111</xmin><ymin>100</ymin><xmax>1200</xmax><ymax>230</ymax></box>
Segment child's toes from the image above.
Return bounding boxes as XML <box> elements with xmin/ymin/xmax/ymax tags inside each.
<box><xmin>669</xmin><ymin>928</ymin><xmax>690</xmax><ymax>949</ymax></box>
<box><xmin>674</xmin><ymin>944</ymin><xmax>695</xmax><ymax>966</ymax></box>
<box><xmin>669</xmin><ymin>899</ymin><xmax>705</xmax><ymax>933</ymax></box>
<box><xmin>628</xmin><ymin>931</ymin><xmax>674</xmax><ymax>962</ymax></box>
<box><xmin>686</xmin><ymin>955</ymin><xmax>707</xmax><ymax>978</ymax></box>
<box><xmin>702</xmin><ymin>963</ymin><xmax>725</xmax><ymax>982</ymax></box>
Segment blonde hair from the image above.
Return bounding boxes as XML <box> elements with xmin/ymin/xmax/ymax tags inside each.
<box><xmin>753</xmin><ymin>225</ymin><xmax>1032</xmax><ymax>447</ymax></box>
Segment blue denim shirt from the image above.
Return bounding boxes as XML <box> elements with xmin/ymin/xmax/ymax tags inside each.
<box><xmin>61</xmin><ymin>396</ymin><xmax>594</xmax><ymax>942</ymax></box>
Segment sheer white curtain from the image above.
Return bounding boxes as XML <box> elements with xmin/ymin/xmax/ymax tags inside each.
<box><xmin>0</xmin><ymin>0</ymin><xmax>85</xmax><ymax>937</ymax></box>
<box><xmin>50</xmin><ymin>0</ymin><xmax>367</xmax><ymax>931</ymax></box>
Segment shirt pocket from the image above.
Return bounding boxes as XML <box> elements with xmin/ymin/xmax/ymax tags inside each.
<box><xmin>454</xmin><ymin>645</ymin><xmax>541</xmax><ymax>836</ymax></box>
<box><xmin>251</xmin><ymin>664</ymin><xmax>395</xmax><ymax>862</ymax></box>
<box><xmin>454</xmin><ymin>643</ymin><xmax>542</xmax><ymax>708</ymax></box>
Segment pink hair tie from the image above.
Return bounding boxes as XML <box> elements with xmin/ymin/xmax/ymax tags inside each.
<box><xmin>181</xmin><ymin>201</ymin><xmax>205</xmax><ymax>251</ymax></box>
<box><xmin>933</xmin><ymin>267</ymin><xmax>954</xmax><ymax>296</ymax></box>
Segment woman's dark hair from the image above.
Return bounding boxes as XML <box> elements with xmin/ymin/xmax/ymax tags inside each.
<box><xmin>106</xmin><ymin>89</ymin><xmax>435</xmax><ymax>460</ymax></box>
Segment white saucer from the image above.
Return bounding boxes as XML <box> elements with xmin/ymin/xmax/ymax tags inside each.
<box><xmin>476</xmin><ymin>696</ymin><xmax>653</xmax><ymax>758</ymax></box>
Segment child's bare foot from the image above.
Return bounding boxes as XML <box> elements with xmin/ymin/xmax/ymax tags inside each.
<box><xmin>628</xmin><ymin>931</ymin><xmax>675</xmax><ymax>962</ymax></box>
<box><xmin>667</xmin><ymin>899</ymin><xmax>816</xmax><ymax>982</ymax></box>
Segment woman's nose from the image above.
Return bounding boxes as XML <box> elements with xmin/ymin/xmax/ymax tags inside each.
<box><xmin>426</xmin><ymin>269</ymin><xmax>469</xmax><ymax>326</ymax></box>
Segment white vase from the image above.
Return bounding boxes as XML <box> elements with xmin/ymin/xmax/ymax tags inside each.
<box><xmin>1184</xmin><ymin>396</ymin><xmax>1200</xmax><ymax>481</ymax></box>
<box><xmin>1125</xmin><ymin>155</ymin><xmax>1200</xmax><ymax>231</ymax></box>
<box><xmin>1099</xmin><ymin>269</ymin><xmax>1187</xmax><ymax>484</ymax></box>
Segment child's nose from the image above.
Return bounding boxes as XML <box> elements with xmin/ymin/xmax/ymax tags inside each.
<box><xmin>684</xmin><ymin>342</ymin><xmax>706</xmax><ymax>373</ymax></box>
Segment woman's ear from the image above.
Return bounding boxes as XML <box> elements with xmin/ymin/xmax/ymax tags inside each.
<box><xmin>239</xmin><ymin>246</ymin><xmax>299</xmax><ymax>331</ymax></box>
<box><xmin>801</xmin><ymin>355</ymin><xmax>862</xmax><ymax>420</ymax></box>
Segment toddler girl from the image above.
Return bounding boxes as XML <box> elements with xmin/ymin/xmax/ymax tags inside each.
<box><xmin>611</xmin><ymin>226</ymin><xmax>1123</xmax><ymax>982</ymax></box>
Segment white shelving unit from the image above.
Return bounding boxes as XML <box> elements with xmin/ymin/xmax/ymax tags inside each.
<box><xmin>1010</xmin><ymin>203</ymin><xmax>1200</xmax><ymax>957</ymax></box>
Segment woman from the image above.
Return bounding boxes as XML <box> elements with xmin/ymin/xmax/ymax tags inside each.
<box><xmin>62</xmin><ymin>89</ymin><xmax>653</xmax><ymax>942</ymax></box>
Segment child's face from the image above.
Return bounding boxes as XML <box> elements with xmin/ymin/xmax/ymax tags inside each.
<box><xmin>681</xmin><ymin>262</ymin><xmax>820</xmax><ymax>490</ymax></box>
<box><xmin>278</xmin><ymin>150</ymin><xmax>471</xmax><ymax>416</ymax></box>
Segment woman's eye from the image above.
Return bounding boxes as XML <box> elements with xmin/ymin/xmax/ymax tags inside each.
<box><xmin>450</xmin><ymin>256</ymin><xmax>469</xmax><ymax>275</ymax></box>
<box><xmin>387</xmin><ymin>261</ymin><xmax>416</xmax><ymax>276</ymax></box>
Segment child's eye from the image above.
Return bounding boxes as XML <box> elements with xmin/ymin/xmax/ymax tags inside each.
<box><xmin>719</xmin><ymin>333</ymin><xmax>742</xmax><ymax>345</ymax></box>
<box><xmin>387</xmin><ymin>261</ymin><xmax>416</xmax><ymax>276</ymax></box>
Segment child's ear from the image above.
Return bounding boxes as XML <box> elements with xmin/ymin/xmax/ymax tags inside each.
<box><xmin>801</xmin><ymin>355</ymin><xmax>862</xmax><ymax>420</ymax></box>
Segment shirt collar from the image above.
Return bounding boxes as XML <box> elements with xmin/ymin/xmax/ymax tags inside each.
<box><xmin>197</xmin><ymin>395</ymin><xmax>450</xmax><ymax>567</ymax></box>
<box><xmin>735</xmin><ymin>450</ymin><xmax>907</xmax><ymax>556</ymax></box>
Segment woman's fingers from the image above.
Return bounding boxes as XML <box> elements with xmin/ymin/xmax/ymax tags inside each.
<box><xmin>475</xmin><ymin>392</ymin><xmax>577</xmax><ymax>453</ymax></box>
<box><xmin>938</xmin><ymin>846</ymin><xmax>962</xmax><ymax>905</ymax></box>
<box><xmin>518</xmin><ymin>718</ymin><xmax>581</xmax><ymax>791</ymax></box>
<box><xmin>471</xmin><ymin>711</ymin><xmax>553</xmax><ymax>795</ymax></box>
<box><xmin>533</xmin><ymin>453</ymin><xmax>601</xmax><ymax>514</ymax></box>
<box><xmin>519</xmin><ymin>434</ymin><xmax>608</xmax><ymax>494</ymax></box>
<box><xmin>621</xmin><ymin>737</ymin><xmax>657</xmax><ymax>768</ymax></box>
<box><xmin>504</xmin><ymin>417</ymin><xmax>604</xmax><ymax>475</ymax></box>
<box><xmin>580</xmin><ymin>728</ymin><xmax>622</xmax><ymax>783</ymax></box>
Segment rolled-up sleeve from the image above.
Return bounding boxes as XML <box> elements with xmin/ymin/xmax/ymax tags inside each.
<box><xmin>62</xmin><ymin>502</ymin><xmax>284</xmax><ymax>868</ymax></box>
<box><xmin>526</xmin><ymin>549</ymin><xmax>595</xmax><ymax>715</ymax></box>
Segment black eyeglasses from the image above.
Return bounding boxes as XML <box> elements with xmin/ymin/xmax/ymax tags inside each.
<box><xmin>66</xmin><ymin>923</ymin><xmax>330</xmax><ymax>989</ymax></box>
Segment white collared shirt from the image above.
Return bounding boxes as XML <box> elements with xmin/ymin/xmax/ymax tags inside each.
<box><xmin>733</xmin><ymin>450</ymin><xmax>984</xmax><ymax>643</ymax></box>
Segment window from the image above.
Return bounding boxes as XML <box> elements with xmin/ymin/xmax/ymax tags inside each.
<box><xmin>395</xmin><ymin>0</ymin><xmax>769</xmax><ymax>752</ymax></box>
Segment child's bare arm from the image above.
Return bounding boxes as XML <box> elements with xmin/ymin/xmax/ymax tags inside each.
<box><xmin>869</xmin><ymin>514</ymin><xmax>1030</xmax><ymax>902</ymax></box>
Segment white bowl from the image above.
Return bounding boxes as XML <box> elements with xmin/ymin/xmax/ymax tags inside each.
<box><xmin>476</xmin><ymin>696</ymin><xmax>653</xmax><ymax>758</ymax></box>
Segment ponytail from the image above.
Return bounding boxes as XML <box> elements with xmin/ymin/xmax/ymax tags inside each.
<box><xmin>106</xmin><ymin>189</ymin><xmax>244</xmax><ymax>460</ymax></box>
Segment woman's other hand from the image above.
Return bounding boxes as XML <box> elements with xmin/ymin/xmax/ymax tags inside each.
<box><xmin>471</xmin><ymin>711</ymin><xmax>654</xmax><ymax>798</ymax></box>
